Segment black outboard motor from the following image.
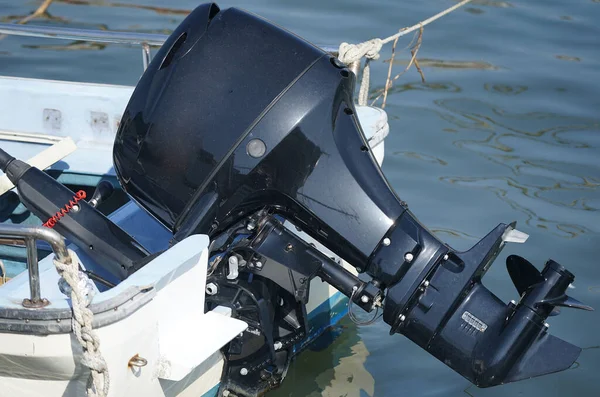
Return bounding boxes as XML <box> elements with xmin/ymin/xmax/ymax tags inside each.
<box><xmin>112</xmin><ymin>2</ymin><xmax>592</xmax><ymax>391</ymax></box>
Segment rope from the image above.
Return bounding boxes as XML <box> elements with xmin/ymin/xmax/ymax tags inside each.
<box><xmin>338</xmin><ymin>39</ymin><xmax>383</xmax><ymax>106</ymax></box>
<box><xmin>54</xmin><ymin>250</ymin><xmax>109</xmax><ymax>397</ymax></box>
<box><xmin>337</xmin><ymin>0</ymin><xmax>474</xmax><ymax>105</ymax></box>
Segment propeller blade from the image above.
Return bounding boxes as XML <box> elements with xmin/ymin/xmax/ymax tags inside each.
<box><xmin>540</xmin><ymin>295</ymin><xmax>594</xmax><ymax>312</ymax></box>
<box><xmin>506</xmin><ymin>255</ymin><xmax>544</xmax><ymax>296</ymax></box>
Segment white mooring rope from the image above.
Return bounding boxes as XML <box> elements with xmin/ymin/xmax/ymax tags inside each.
<box><xmin>337</xmin><ymin>0</ymin><xmax>474</xmax><ymax>106</ymax></box>
<box><xmin>54</xmin><ymin>250</ymin><xmax>109</xmax><ymax>397</ymax></box>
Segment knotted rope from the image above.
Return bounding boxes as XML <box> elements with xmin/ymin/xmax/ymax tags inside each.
<box><xmin>338</xmin><ymin>38</ymin><xmax>383</xmax><ymax>106</ymax></box>
<box><xmin>337</xmin><ymin>0</ymin><xmax>474</xmax><ymax>106</ymax></box>
<box><xmin>54</xmin><ymin>250</ymin><xmax>109</xmax><ymax>397</ymax></box>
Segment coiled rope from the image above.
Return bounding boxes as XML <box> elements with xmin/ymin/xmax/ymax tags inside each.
<box><xmin>338</xmin><ymin>0</ymin><xmax>474</xmax><ymax>106</ymax></box>
<box><xmin>54</xmin><ymin>250</ymin><xmax>109</xmax><ymax>397</ymax></box>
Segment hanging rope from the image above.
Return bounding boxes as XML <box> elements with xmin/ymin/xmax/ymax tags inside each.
<box><xmin>54</xmin><ymin>250</ymin><xmax>110</xmax><ymax>397</ymax></box>
<box><xmin>338</xmin><ymin>0</ymin><xmax>474</xmax><ymax>106</ymax></box>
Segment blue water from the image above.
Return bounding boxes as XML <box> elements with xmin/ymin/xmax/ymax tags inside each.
<box><xmin>1</xmin><ymin>0</ymin><xmax>599</xmax><ymax>396</ymax></box>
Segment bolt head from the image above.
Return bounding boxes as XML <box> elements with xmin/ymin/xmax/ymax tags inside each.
<box><xmin>383</xmin><ymin>237</ymin><xmax>391</xmax><ymax>246</ymax></box>
<box><xmin>443</xmin><ymin>254</ymin><xmax>449</xmax><ymax>261</ymax></box>
<box><xmin>404</xmin><ymin>252</ymin><xmax>414</xmax><ymax>263</ymax></box>
<box><xmin>399</xmin><ymin>314</ymin><xmax>406</xmax><ymax>322</ymax></box>
<box><xmin>240</xmin><ymin>367</ymin><xmax>249</xmax><ymax>376</ymax></box>
<box><xmin>256</xmin><ymin>261</ymin><xmax>263</xmax><ymax>269</ymax></box>
<box><xmin>423</xmin><ymin>280</ymin><xmax>430</xmax><ymax>287</ymax></box>
<box><xmin>361</xmin><ymin>295</ymin><xmax>369</xmax><ymax>303</ymax></box>
<box><xmin>274</xmin><ymin>341</ymin><xmax>283</xmax><ymax>350</ymax></box>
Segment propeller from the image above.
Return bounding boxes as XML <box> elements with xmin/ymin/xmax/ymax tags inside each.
<box><xmin>506</xmin><ymin>255</ymin><xmax>544</xmax><ymax>296</ymax></box>
<box><xmin>506</xmin><ymin>255</ymin><xmax>593</xmax><ymax>316</ymax></box>
<box><xmin>539</xmin><ymin>295</ymin><xmax>593</xmax><ymax>312</ymax></box>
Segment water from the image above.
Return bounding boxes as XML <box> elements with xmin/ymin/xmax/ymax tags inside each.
<box><xmin>1</xmin><ymin>0</ymin><xmax>599</xmax><ymax>396</ymax></box>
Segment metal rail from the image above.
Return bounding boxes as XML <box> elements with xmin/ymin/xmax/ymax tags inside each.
<box><xmin>0</xmin><ymin>224</ymin><xmax>70</xmax><ymax>308</ymax></box>
<box><xmin>0</xmin><ymin>23</ymin><xmax>343</xmax><ymax>72</ymax></box>
<box><xmin>0</xmin><ymin>23</ymin><xmax>168</xmax><ymax>46</ymax></box>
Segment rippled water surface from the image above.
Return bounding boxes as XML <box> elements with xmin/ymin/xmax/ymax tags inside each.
<box><xmin>1</xmin><ymin>0</ymin><xmax>599</xmax><ymax>396</ymax></box>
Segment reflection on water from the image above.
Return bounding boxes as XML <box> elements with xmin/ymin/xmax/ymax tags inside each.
<box><xmin>56</xmin><ymin>0</ymin><xmax>192</xmax><ymax>15</ymax></box>
<box><xmin>385</xmin><ymin>58</ymin><xmax>500</xmax><ymax>71</ymax></box>
<box><xmin>556</xmin><ymin>54</ymin><xmax>582</xmax><ymax>62</ymax></box>
<box><xmin>271</xmin><ymin>318</ymin><xmax>375</xmax><ymax>397</ymax></box>
<box><xmin>434</xmin><ymin>97</ymin><xmax>600</xmax><ymax>237</ymax></box>
<box><xmin>392</xmin><ymin>150</ymin><xmax>448</xmax><ymax>165</ymax></box>
<box><xmin>441</xmin><ymin>175</ymin><xmax>595</xmax><ymax>237</ymax></box>
<box><xmin>483</xmin><ymin>83</ymin><xmax>527</xmax><ymax>95</ymax></box>
<box><xmin>371</xmin><ymin>81</ymin><xmax>462</xmax><ymax>102</ymax></box>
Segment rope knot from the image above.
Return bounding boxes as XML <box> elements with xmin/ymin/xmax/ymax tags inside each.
<box><xmin>338</xmin><ymin>38</ymin><xmax>383</xmax><ymax>64</ymax></box>
<box><xmin>337</xmin><ymin>39</ymin><xmax>384</xmax><ymax>106</ymax></box>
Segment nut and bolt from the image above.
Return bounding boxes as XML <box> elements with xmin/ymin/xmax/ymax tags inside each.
<box><xmin>274</xmin><ymin>341</ymin><xmax>283</xmax><ymax>351</ymax></box>
<box><xmin>399</xmin><ymin>314</ymin><xmax>406</xmax><ymax>322</ymax></box>
<box><xmin>240</xmin><ymin>367</ymin><xmax>249</xmax><ymax>376</ymax></box>
<box><xmin>255</xmin><ymin>261</ymin><xmax>263</xmax><ymax>269</ymax></box>
<box><xmin>360</xmin><ymin>295</ymin><xmax>370</xmax><ymax>303</ymax></box>
<box><xmin>443</xmin><ymin>254</ymin><xmax>449</xmax><ymax>261</ymax></box>
<box><xmin>285</xmin><ymin>243</ymin><xmax>293</xmax><ymax>252</ymax></box>
<box><xmin>383</xmin><ymin>237</ymin><xmax>391</xmax><ymax>246</ymax></box>
<box><xmin>423</xmin><ymin>280</ymin><xmax>430</xmax><ymax>288</ymax></box>
<box><xmin>246</xmin><ymin>221</ymin><xmax>256</xmax><ymax>231</ymax></box>
<box><xmin>404</xmin><ymin>252</ymin><xmax>414</xmax><ymax>263</ymax></box>
<box><xmin>206</xmin><ymin>283</ymin><xmax>218</xmax><ymax>295</ymax></box>
<box><xmin>223</xmin><ymin>390</ymin><xmax>231</xmax><ymax>397</ymax></box>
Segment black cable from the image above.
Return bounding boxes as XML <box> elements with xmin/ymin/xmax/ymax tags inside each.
<box><xmin>348</xmin><ymin>286</ymin><xmax>382</xmax><ymax>326</ymax></box>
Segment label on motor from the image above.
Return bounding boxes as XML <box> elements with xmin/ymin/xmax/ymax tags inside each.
<box><xmin>461</xmin><ymin>311</ymin><xmax>488</xmax><ymax>333</ymax></box>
